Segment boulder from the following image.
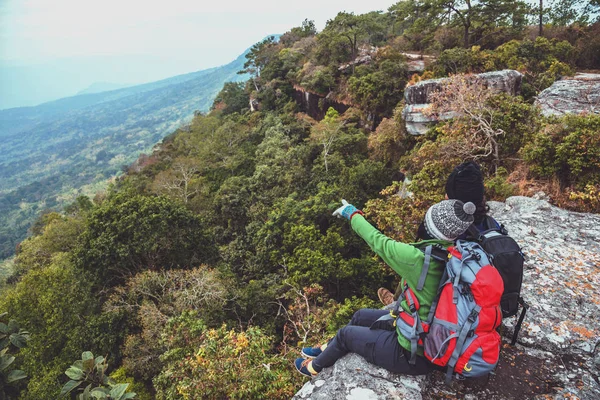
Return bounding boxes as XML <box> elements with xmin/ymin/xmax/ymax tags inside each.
<box><xmin>402</xmin><ymin>103</ymin><xmax>458</xmax><ymax>136</ymax></box>
<box><xmin>402</xmin><ymin>70</ymin><xmax>523</xmax><ymax>135</ymax></box>
<box><xmin>404</xmin><ymin>70</ymin><xmax>522</xmax><ymax>106</ymax></box>
<box><xmin>535</xmin><ymin>73</ymin><xmax>600</xmax><ymax>116</ymax></box>
<box><xmin>294</xmin><ymin>196</ymin><xmax>600</xmax><ymax>399</ymax></box>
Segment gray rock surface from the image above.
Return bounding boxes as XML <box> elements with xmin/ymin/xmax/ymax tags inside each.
<box><xmin>294</xmin><ymin>196</ymin><xmax>600</xmax><ymax>399</ymax></box>
<box><xmin>535</xmin><ymin>73</ymin><xmax>600</xmax><ymax>116</ymax></box>
<box><xmin>293</xmin><ymin>354</ymin><xmax>425</xmax><ymax>400</ymax></box>
<box><xmin>402</xmin><ymin>70</ymin><xmax>523</xmax><ymax>135</ymax></box>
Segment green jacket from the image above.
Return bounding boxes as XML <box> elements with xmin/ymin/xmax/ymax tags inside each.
<box><xmin>351</xmin><ymin>214</ymin><xmax>451</xmax><ymax>353</ymax></box>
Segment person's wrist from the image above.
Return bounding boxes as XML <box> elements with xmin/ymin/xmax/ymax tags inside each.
<box><xmin>349</xmin><ymin>209</ymin><xmax>364</xmax><ymax>220</ymax></box>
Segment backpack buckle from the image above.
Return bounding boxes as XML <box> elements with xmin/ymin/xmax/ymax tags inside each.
<box><xmin>409</xmin><ymin>303</ymin><xmax>417</xmax><ymax>313</ymax></box>
<box><xmin>468</xmin><ymin>309</ymin><xmax>478</xmax><ymax>323</ymax></box>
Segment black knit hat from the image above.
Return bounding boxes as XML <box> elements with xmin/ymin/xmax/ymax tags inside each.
<box><xmin>424</xmin><ymin>200</ymin><xmax>476</xmax><ymax>241</ymax></box>
<box><xmin>445</xmin><ymin>161</ymin><xmax>485</xmax><ymax>205</ymax></box>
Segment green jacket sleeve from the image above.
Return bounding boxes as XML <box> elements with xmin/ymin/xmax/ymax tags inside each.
<box><xmin>350</xmin><ymin>214</ymin><xmax>424</xmax><ymax>285</ymax></box>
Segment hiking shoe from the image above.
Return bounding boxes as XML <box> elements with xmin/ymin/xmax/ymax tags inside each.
<box><xmin>301</xmin><ymin>343</ymin><xmax>327</xmax><ymax>359</ymax></box>
<box><xmin>378</xmin><ymin>287</ymin><xmax>394</xmax><ymax>306</ymax></box>
<box><xmin>295</xmin><ymin>357</ymin><xmax>319</xmax><ymax>377</ymax></box>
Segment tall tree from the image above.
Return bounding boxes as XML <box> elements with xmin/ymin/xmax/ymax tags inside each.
<box><xmin>238</xmin><ymin>36</ymin><xmax>279</xmax><ymax>91</ymax></box>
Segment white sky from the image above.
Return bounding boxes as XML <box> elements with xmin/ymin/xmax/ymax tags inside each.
<box><xmin>0</xmin><ymin>0</ymin><xmax>397</xmax><ymax>67</ymax></box>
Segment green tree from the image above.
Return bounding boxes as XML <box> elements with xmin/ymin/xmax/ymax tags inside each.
<box><xmin>75</xmin><ymin>192</ymin><xmax>215</xmax><ymax>285</ymax></box>
<box><xmin>548</xmin><ymin>0</ymin><xmax>600</xmax><ymax>25</ymax></box>
<box><xmin>239</xmin><ymin>36</ymin><xmax>279</xmax><ymax>91</ymax></box>
<box><xmin>280</xmin><ymin>19</ymin><xmax>317</xmax><ymax>47</ymax></box>
<box><xmin>211</xmin><ymin>82</ymin><xmax>249</xmax><ymax>115</ymax></box>
<box><xmin>348</xmin><ymin>48</ymin><xmax>409</xmax><ymax>117</ymax></box>
<box><xmin>310</xmin><ymin>108</ymin><xmax>343</xmax><ymax>173</ymax></box>
<box><xmin>0</xmin><ymin>255</ymin><xmax>123</xmax><ymax>400</ymax></box>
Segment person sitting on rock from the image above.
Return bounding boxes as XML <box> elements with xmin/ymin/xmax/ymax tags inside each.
<box><xmin>378</xmin><ymin>161</ymin><xmax>500</xmax><ymax>306</ymax></box>
<box><xmin>295</xmin><ymin>198</ymin><xmax>476</xmax><ymax>377</ymax></box>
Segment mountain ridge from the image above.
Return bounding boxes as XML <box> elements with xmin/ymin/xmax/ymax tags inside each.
<box><xmin>0</xmin><ymin>47</ymin><xmax>251</xmax><ymax>259</ymax></box>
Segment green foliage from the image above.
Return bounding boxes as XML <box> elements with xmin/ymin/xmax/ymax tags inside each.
<box><xmin>297</xmin><ymin>63</ymin><xmax>336</xmax><ymax>95</ymax></box>
<box><xmin>430</xmin><ymin>46</ymin><xmax>491</xmax><ymax>75</ymax></box>
<box><xmin>0</xmin><ymin>256</ymin><xmax>124</xmax><ymax>400</ymax></box>
<box><xmin>109</xmin><ymin>368</ymin><xmax>152</xmax><ymax>400</ymax></box>
<box><xmin>522</xmin><ymin>115</ymin><xmax>600</xmax><ymax>189</ymax></box>
<box><xmin>348</xmin><ymin>48</ymin><xmax>409</xmax><ymax>116</ymax></box>
<box><xmin>60</xmin><ymin>351</ymin><xmax>136</xmax><ymax>400</ymax></box>
<box><xmin>324</xmin><ymin>296</ymin><xmax>379</xmax><ymax>334</ymax></box>
<box><xmin>430</xmin><ymin>37</ymin><xmax>577</xmax><ymax>99</ymax></box>
<box><xmin>485</xmin><ymin>93</ymin><xmax>541</xmax><ymax>159</ymax></box>
<box><xmin>485</xmin><ymin>167</ymin><xmax>516</xmax><ymax>201</ymax></box>
<box><xmin>280</xmin><ymin>19</ymin><xmax>317</xmax><ymax>47</ymax></box>
<box><xmin>75</xmin><ymin>192</ymin><xmax>215</xmax><ymax>285</ymax></box>
<box><xmin>568</xmin><ymin>184</ymin><xmax>600</xmax><ymax>212</ymax></box>
<box><xmin>211</xmin><ymin>82</ymin><xmax>250</xmax><ymax>115</ymax></box>
<box><xmin>105</xmin><ymin>267</ymin><xmax>230</xmax><ymax>381</ymax></box>
<box><xmin>154</xmin><ymin>312</ymin><xmax>301</xmax><ymax>400</ymax></box>
<box><xmin>0</xmin><ymin>313</ymin><xmax>29</xmax><ymax>400</ymax></box>
<box><xmin>13</xmin><ymin>213</ymin><xmax>85</xmax><ymax>277</ymax></box>
<box><xmin>489</xmin><ymin>37</ymin><xmax>577</xmax><ymax>97</ymax></box>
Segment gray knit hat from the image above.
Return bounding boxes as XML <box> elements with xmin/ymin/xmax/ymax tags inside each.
<box><xmin>424</xmin><ymin>200</ymin><xmax>476</xmax><ymax>241</ymax></box>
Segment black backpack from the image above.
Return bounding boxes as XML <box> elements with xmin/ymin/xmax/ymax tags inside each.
<box><xmin>467</xmin><ymin>216</ymin><xmax>528</xmax><ymax>345</ymax></box>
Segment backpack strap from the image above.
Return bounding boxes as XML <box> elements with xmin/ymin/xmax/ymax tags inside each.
<box><xmin>445</xmin><ymin>305</ymin><xmax>481</xmax><ymax>384</ymax></box>
<box><xmin>466</xmin><ymin>223</ymin><xmax>483</xmax><ymax>241</ymax></box>
<box><xmin>417</xmin><ymin>246</ymin><xmax>433</xmax><ymax>291</ymax></box>
<box><xmin>417</xmin><ymin>245</ymin><xmax>449</xmax><ymax>291</ymax></box>
<box><xmin>510</xmin><ymin>297</ymin><xmax>529</xmax><ymax>345</ymax></box>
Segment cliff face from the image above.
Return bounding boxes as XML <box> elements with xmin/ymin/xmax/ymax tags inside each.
<box><xmin>291</xmin><ymin>86</ymin><xmax>351</xmax><ymax>120</ymax></box>
<box><xmin>294</xmin><ymin>196</ymin><xmax>600</xmax><ymax>400</ymax></box>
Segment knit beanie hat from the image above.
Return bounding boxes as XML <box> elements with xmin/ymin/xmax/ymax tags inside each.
<box><xmin>445</xmin><ymin>161</ymin><xmax>485</xmax><ymax>205</ymax></box>
<box><xmin>424</xmin><ymin>200</ymin><xmax>476</xmax><ymax>241</ymax></box>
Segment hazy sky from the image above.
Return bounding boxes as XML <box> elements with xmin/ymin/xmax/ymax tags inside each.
<box><xmin>0</xmin><ymin>0</ymin><xmax>397</xmax><ymax>108</ymax></box>
<box><xmin>1</xmin><ymin>0</ymin><xmax>395</xmax><ymax>67</ymax></box>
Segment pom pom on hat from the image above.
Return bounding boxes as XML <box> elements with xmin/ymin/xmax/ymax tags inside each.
<box><xmin>424</xmin><ymin>200</ymin><xmax>475</xmax><ymax>241</ymax></box>
<box><xmin>463</xmin><ymin>201</ymin><xmax>476</xmax><ymax>215</ymax></box>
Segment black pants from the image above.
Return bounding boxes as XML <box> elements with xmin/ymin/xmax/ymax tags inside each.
<box><xmin>312</xmin><ymin>309</ymin><xmax>432</xmax><ymax>375</ymax></box>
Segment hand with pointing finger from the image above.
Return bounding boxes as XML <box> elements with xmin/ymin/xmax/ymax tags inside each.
<box><xmin>332</xmin><ymin>199</ymin><xmax>363</xmax><ymax>221</ymax></box>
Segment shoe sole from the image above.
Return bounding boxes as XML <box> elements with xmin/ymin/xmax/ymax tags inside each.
<box><xmin>301</xmin><ymin>350</ymin><xmax>318</xmax><ymax>359</ymax></box>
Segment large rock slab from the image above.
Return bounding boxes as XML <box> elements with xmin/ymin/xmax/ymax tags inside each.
<box><xmin>535</xmin><ymin>73</ymin><xmax>600</xmax><ymax>116</ymax></box>
<box><xmin>404</xmin><ymin>70</ymin><xmax>522</xmax><ymax>105</ymax></box>
<box><xmin>293</xmin><ymin>354</ymin><xmax>425</xmax><ymax>400</ymax></box>
<box><xmin>402</xmin><ymin>70</ymin><xmax>523</xmax><ymax>135</ymax></box>
<box><xmin>294</xmin><ymin>196</ymin><xmax>600</xmax><ymax>399</ymax></box>
<box><xmin>488</xmin><ymin>196</ymin><xmax>600</xmax><ymax>355</ymax></box>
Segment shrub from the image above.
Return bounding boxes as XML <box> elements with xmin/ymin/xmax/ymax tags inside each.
<box><xmin>0</xmin><ymin>313</ymin><xmax>29</xmax><ymax>400</ymax></box>
<box><xmin>522</xmin><ymin>115</ymin><xmax>600</xmax><ymax>189</ymax></box>
<box><xmin>154</xmin><ymin>313</ymin><xmax>301</xmax><ymax>400</ymax></box>
<box><xmin>568</xmin><ymin>184</ymin><xmax>600</xmax><ymax>213</ymax></box>
<box><xmin>485</xmin><ymin>167</ymin><xmax>516</xmax><ymax>201</ymax></box>
<box><xmin>75</xmin><ymin>192</ymin><xmax>215</xmax><ymax>285</ymax></box>
<box><xmin>59</xmin><ymin>351</ymin><xmax>136</xmax><ymax>399</ymax></box>
<box><xmin>105</xmin><ymin>267</ymin><xmax>230</xmax><ymax>381</ymax></box>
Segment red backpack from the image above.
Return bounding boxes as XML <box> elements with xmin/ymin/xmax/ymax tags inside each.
<box><xmin>394</xmin><ymin>240</ymin><xmax>504</xmax><ymax>383</ymax></box>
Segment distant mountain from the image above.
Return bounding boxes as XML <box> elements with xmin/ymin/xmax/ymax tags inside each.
<box><xmin>0</xmin><ymin>54</ymin><xmax>232</xmax><ymax>109</ymax></box>
<box><xmin>0</xmin><ymin>50</ymin><xmax>249</xmax><ymax>259</ymax></box>
<box><xmin>76</xmin><ymin>82</ymin><xmax>132</xmax><ymax>95</ymax></box>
